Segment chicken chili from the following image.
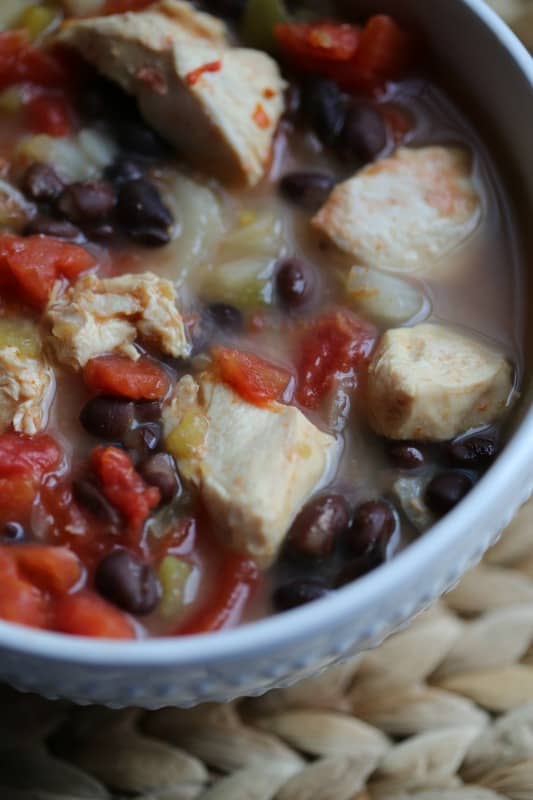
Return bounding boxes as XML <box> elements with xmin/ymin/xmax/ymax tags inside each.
<box><xmin>0</xmin><ymin>0</ymin><xmax>522</xmax><ymax>637</ymax></box>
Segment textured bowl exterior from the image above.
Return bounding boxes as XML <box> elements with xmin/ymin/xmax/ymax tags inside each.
<box><xmin>1</xmin><ymin>0</ymin><xmax>532</xmax><ymax>708</ymax></box>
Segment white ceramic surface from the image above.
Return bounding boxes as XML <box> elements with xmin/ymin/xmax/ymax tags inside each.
<box><xmin>2</xmin><ymin>0</ymin><xmax>533</xmax><ymax>708</ymax></box>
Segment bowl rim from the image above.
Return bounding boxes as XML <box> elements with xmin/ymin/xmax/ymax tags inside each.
<box><xmin>1</xmin><ymin>0</ymin><xmax>532</xmax><ymax>668</ymax></box>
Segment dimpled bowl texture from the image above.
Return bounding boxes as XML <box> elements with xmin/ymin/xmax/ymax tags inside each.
<box><xmin>2</xmin><ymin>0</ymin><xmax>532</xmax><ymax>709</ymax></box>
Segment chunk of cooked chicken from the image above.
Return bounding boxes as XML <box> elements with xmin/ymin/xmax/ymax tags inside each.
<box><xmin>0</xmin><ymin>348</ymin><xmax>55</xmax><ymax>436</ymax></box>
<box><xmin>46</xmin><ymin>272</ymin><xmax>190</xmax><ymax>369</ymax></box>
<box><xmin>164</xmin><ymin>375</ymin><xmax>339</xmax><ymax>568</ymax></box>
<box><xmin>366</xmin><ymin>324</ymin><xmax>513</xmax><ymax>442</ymax></box>
<box><xmin>57</xmin><ymin>0</ymin><xmax>286</xmax><ymax>187</ymax></box>
<box><xmin>313</xmin><ymin>146</ymin><xmax>481</xmax><ymax>273</ymax></box>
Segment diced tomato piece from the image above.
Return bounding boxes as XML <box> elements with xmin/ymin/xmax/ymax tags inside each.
<box><xmin>91</xmin><ymin>446</ymin><xmax>160</xmax><ymax>536</ymax></box>
<box><xmin>275</xmin><ymin>22</ymin><xmax>360</xmax><ymax>71</ymax></box>
<box><xmin>0</xmin><ymin>475</ymin><xmax>38</xmax><ymax>527</ymax></box>
<box><xmin>178</xmin><ymin>554</ymin><xmax>259</xmax><ymax>635</ymax></box>
<box><xmin>0</xmin><ymin>549</ymin><xmax>17</xmax><ymax>579</ymax></box>
<box><xmin>212</xmin><ymin>347</ymin><xmax>291</xmax><ymax>406</ymax></box>
<box><xmin>0</xmin><ymin>234</ymin><xmax>95</xmax><ymax>308</ymax></box>
<box><xmin>0</xmin><ymin>435</ymin><xmax>62</xmax><ymax>526</ymax></box>
<box><xmin>83</xmin><ymin>355</ymin><xmax>170</xmax><ymax>401</ymax></box>
<box><xmin>275</xmin><ymin>20</ymin><xmax>365</xmax><ymax>89</ymax></box>
<box><xmin>11</xmin><ymin>546</ymin><xmax>82</xmax><ymax>595</ymax></box>
<box><xmin>0</xmin><ymin>433</ymin><xmax>62</xmax><ymax>480</ymax></box>
<box><xmin>26</xmin><ymin>93</ymin><xmax>73</xmax><ymax>137</ymax></box>
<box><xmin>0</xmin><ymin>574</ymin><xmax>49</xmax><ymax>629</ymax></box>
<box><xmin>39</xmin><ymin>482</ymin><xmax>112</xmax><ymax>571</ymax></box>
<box><xmin>353</xmin><ymin>15</ymin><xmax>414</xmax><ymax>84</ymax></box>
<box><xmin>296</xmin><ymin>310</ymin><xmax>377</xmax><ymax>409</ymax></box>
<box><xmin>103</xmin><ymin>0</ymin><xmax>155</xmax><ymax>13</ymax></box>
<box><xmin>275</xmin><ymin>16</ymin><xmax>413</xmax><ymax>93</ymax></box>
<box><xmin>185</xmin><ymin>59</ymin><xmax>222</xmax><ymax>87</ymax></box>
<box><xmin>0</xmin><ymin>31</ymin><xmax>69</xmax><ymax>91</ymax></box>
<box><xmin>54</xmin><ymin>592</ymin><xmax>135</xmax><ymax>639</ymax></box>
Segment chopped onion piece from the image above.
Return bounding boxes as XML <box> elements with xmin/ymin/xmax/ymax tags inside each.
<box><xmin>203</xmin><ymin>257</ymin><xmax>276</xmax><ymax>310</ymax></box>
<box><xmin>220</xmin><ymin>211</ymin><xmax>283</xmax><ymax>262</ymax></box>
<box><xmin>156</xmin><ymin>172</ymin><xmax>225</xmax><ymax>284</ymax></box>
<box><xmin>14</xmin><ymin>129</ymin><xmax>117</xmax><ymax>183</ymax></box>
<box><xmin>347</xmin><ymin>266</ymin><xmax>430</xmax><ymax>325</ymax></box>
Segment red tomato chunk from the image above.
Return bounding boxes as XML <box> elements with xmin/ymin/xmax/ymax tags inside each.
<box><xmin>212</xmin><ymin>347</ymin><xmax>292</xmax><ymax>406</ymax></box>
<box><xmin>0</xmin><ymin>432</ymin><xmax>62</xmax><ymax>479</ymax></box>
<box><xmin>0</xmin><ymin>475</ymin><xmax>36</xmax><ymax>527</ymax></box>
<box><xmin>296</xmin><ymin>310</ymin><xmax>377</xmax><ymax>409</ymax></box>
<box><xmin>354</xmin><ymin>15</ymin><xmax>414</xmax><ymax>84</ymax></box>
<box><xmin>275</xmin><ymin>22</ymin><xmax>361</xmax><ymax>75</ymax></box>
<box><xmin>0</xmin><ymin>31</ymin><xmax>69</xmax><ymax>91</ymax></box>
<box><xmin>0</xmin><ymin>545</ymin><xmax>83</xmax><ymax>630</ymax></box>
<box><xmin>11</xmin><ymin>546</ymin><xmax>82</xmax><ymax>594</ymax></box>
<box><xmin>26</xmin><ymin>92</ymin><xmax>74</xmax><ymax>137</ymax></box>
<box><xmin>275</xmin><ymin>15</ymin><xmax>413</xmax><ymax>92</ymax></box>
<box><xmin>83</xmin><ymin>355</ymin><xmax>170</xmax><ymax>401</ymax></box>
<box><xmin>0</xmin><ymin>235</ymin><xmax>95</xmax><ymax>308</ymax></box>
<box><xmin>91</xmin><ymin>446</ymin><xmax>161</xmax><ymax>536</ymax></box>
<box><xmin>54</xmin><ymin>592</ymin><xmax>135</xmax><ymax>639</ymax></box>
<box><xmin>0</xmin><ymin>573</ymin><xmax>50</xmax><ymax>629</ymax></box>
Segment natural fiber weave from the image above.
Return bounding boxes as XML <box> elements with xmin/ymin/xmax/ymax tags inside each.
<box><xmin>0</xmin><ymin>2</ymin><xmax>532</xmax><ymax>799</ymax></box>
<box><xmin>2</xmin><ymin>497</ymin><xmax>533</xmax><ymax>798</ymax></box>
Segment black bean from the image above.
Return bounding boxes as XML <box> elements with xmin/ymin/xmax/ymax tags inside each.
<box><xmin>95</xmin><ymin>549</ymin><xmax>161</xmax><ymax>615</ymax></box>
<box><xmin>425</xmin><ymin>472</ymin><xmax>473</xmax><ymax>516</ymax></box>
<box><xmin>117</xmin><ymin>178</ymin><xmax>172</xmax><ymax>246</ymax></box>
<box><xmin>1</xmin><ymin>522</ymin><xmax>26</xmax><ymax>542</ymax></box>
<box><xmin>207</xmin><ymin>303</ymin><xmax>243</xmax><ymax>333</ymax></box>
<box><xmin>288</xmin><ymin>494</ymin><xmax>350</xmax><ymax>561</ymax></box>
<box><xmin>57</xmin><ymin>181</ymin><xmax>117</xmax><ymax>224</ymax></box>
<box><xmin>80</xmin><ymin>396</ymin><xmax>135</xmax><ymax>440</ymax></box>
<box><xmin>82</xmin><ymin>221</ymin><xmax>118</xmax><ymax>243</ymax></box>
<box><xmin>447</xmin><ymin>431</ymin><xmax>499</xmax><ymax>469</ymax></box>
<box><xmin>135</xmin><ymin>400</ymin><xmax>163</xmax><ymax>423</ymax></box>
<box><xmin>273</xmin><ymin>578</ymin><xmax>329</xmax><ymax>612</ymax></box>
<box><xmin>138</xmin><ymin>453</ymin><xmax>181</xmax><ymax>503</ymax></box>
<box><xmin>104</xmin><ymin>158</ymin><xmax>144</xmax><ymax>185</ymax></box>
<box><xmin>339</xmin><ymin>104</ymin><xmax>387</xmax><ymax>163</ymax></box>
<box><xmin>279</xmin><ymin>172</ymin><xmax>335</xmax><ymax>212</ymax></box>
<box><xmin>24</xmin><ymin>216</ymin><xmax>82</xmax><ymax>240</ymax></box>
<box><xmin>347</xmin><ymin>500</ymin><xmax>396</xmax><ymax>558</ymax></box>
<box><xmin>335</xmin><ymin>552</ymin><xmax>381</xmax><ymax>587</ymax></box>
<box><xmin>115</xmin><ymin>120</ymin><xmax>169</xmax><ymax>161</ymax></box>
<box><xmin>123</xmin><ymin>422</ymin><xmax>162</xmax><ymax>462</ymax></box>
<box><xmin>73</xmin><ymin>480</ymin><xmax>121</xmax><ymax>526</ymax></box>
<box><xmin>301</xmin><ymin>77</ymin><xmax>346</xmax><ymax>146</ymax></box>
<box><xmin>276</xmin><ymin>257</ymin><xmax>314</xmax><ymax>310</ymax></box>
<box><xmin>388</xmin><ymin>443</ymin><xmax>425</xmax><ymax>470</ymax></box>
<box><xmin>21</xmin><ymin>163</ymin><xmax>64</xmax><ymax>202</ymax></box>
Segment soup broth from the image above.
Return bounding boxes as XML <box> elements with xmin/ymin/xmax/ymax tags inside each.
<box><xmin>0</xmin><ymin>0</ymin><xmax>524</xmax><ymax>638</ymax></box>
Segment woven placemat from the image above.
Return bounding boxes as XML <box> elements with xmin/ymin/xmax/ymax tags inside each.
<box><xmin>2</xmin><ymin>498</ymin><xmax>533</xmax><ymax>799</ymax></box>
<box><xmin>1</xmin><ymin>3</ymin><xmax>532</xmax><ymax>800</ymax></box>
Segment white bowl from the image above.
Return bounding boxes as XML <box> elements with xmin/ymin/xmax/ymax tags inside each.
<box><xmin>2</xmin><ymin>0</ymin><xmax>533</xmax><ymax>708</ymax></box>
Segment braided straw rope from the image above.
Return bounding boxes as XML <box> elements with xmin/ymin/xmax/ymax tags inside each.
<box><xmin>0</xmin><ymin>3</ymin><xmax>532</xmax><ymax>799</ymax></box>
<box><xmin>2</xmin><ymin>497</ymin><xmax>533</xmax><ymax>799</ymax></box>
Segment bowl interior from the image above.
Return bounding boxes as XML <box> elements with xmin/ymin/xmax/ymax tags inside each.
<box><xmin>0</xmin><ymin>0</ymin><xmax>532</xmax><ymax>702</ymax></box>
